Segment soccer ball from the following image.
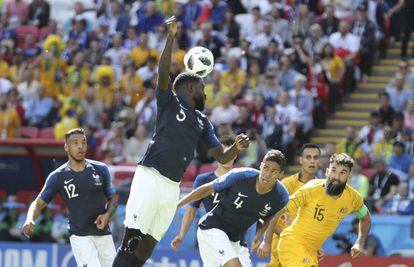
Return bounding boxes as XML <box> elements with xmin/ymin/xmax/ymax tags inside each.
<box><xmin>183</xmin><ymin>46</ymin><xmax>214</xmax><ymax>78</ymax></box>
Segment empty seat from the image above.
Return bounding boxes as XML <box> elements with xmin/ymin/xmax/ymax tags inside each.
<box><xmin>39</xmin><ymin>127</ymin><xmax>55</xmax><ymax>139</ymax></box>
<box><xmin>20</xmin><ymin>126</ymin><xmax>39</xmax><ymax>139</ymax></box>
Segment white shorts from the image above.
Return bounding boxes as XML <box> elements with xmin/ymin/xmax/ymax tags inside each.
<box><xmin>69</xmin><ymin>234</ymin><xmax>116</xmax><ymax>267</ymax></box>
<box><xmin>197</xmin><ymin>228</ymin><xmax>252</xmax><ymax>267</ymax></box>
<box><xmin>124</xmin><ymin>165</ymin><xmax>180</xmax><ymax>241</ymax></box>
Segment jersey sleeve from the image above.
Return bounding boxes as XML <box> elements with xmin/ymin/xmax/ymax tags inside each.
<box><xmin>213</xmin><ymin>170</ymin><xmax>248</xmax><ymax>192</ymax></box>
<box><xmin>351</xmin><ymin>190</ymin><xmax>364</xmax><ymax>212</ymax></box>
<box><xmin>284</xmin><ymin>185</ymin><xmax>313</xmax><ymax>214</ymax></box>
<box><xmin>38</xmin><ymin>173</ymin><xmax>59</xmax><ymax>204</ymax></box>
<box><xmin>202</xmin><ymin>118</ymin><xmax>221</xmax><ymax>149</ymax></box>
<box><xmin>278</xmin><ymin>182</ymin><xmax>290</xmax><ymax>210</ymax></box>
<box><xmin>99</xmin><ymin>164</ymin><xmax>116</xmax><ymax>197</ymax></box>
<box><xmin>190</xmin><ymin>174</ymin><xmax>207</xmax><ymax>208</ymax></box>
<box><xmin>156</xmin><ymin>87</ymin><xmax>173</xmax><ymax>107</ymax></box>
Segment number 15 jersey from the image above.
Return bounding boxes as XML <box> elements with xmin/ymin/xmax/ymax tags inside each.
<box><xmin>281</xmin><ymin>179</ymin><xmax>363</xmax><ymax>251</ymax></box>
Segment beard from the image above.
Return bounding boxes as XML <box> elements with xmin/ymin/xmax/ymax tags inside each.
<box><xmin>194</xmin><ymin>96</ymin><xmax>205</xmax><ymax>111</ymax></box>
<box><xmin>325</xmin><ymin>179</ymin><xmax>347</xmax><ymax>196</ymax></box>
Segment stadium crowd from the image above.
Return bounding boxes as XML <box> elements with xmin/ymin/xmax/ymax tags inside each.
<box><xmin>1</xmin><ymin>0</ymin><xmax>414</xmax><ymax>245</ymax></box>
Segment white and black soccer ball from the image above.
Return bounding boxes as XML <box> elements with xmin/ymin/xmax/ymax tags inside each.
<box><xmin>183</xmin><ymin>46</ymin><xmax>214</xmax><ymax>78</ymax></box>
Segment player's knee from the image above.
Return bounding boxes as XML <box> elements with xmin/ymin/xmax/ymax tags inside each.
<box><xmin>119</xmin><ymin>228</ymin><xmax>145</xmax><ymax>254</ymax></box>
<box><xmin>223</xmin><ymin>258</ymin><xmax>243</xmax><ymax>267</ymax></box>
<box><xmin>112</xmin><ymin>251</ymin><xmax>145</xmax><ymax>267</ymax></box>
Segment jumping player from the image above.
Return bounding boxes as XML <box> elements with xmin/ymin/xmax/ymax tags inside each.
<box><xmin>177</xmin><ymin>150</ymin><xmax>289</xmax><ymax>267</ymax></box>
<box><xmin>112</xmin><ymin>16</ymin><xmax>249</xmax><ymax>267</ymax></box>
<box><xmin>22</xmin><ymin>128</ymin><xmax>118</xmax><ymax>267</ymax></box>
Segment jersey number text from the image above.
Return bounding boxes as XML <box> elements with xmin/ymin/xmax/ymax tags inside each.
<box><xmin>64</xmin><ymin>184</ymin><xmax>79</xmax><ymax>199</ymax></box>
<box><xmin>314</xmin><ymin>207</ymin><xmax>325</xmax><ymax>221</ymax></box>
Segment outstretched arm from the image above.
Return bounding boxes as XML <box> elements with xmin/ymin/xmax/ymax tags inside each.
<box><xmin>171</xmin><ymin>206</ymin><xmax>197</xmax><ymax>252</ymax></box>
<box><xmin>178</xmin><ymin>182</ymin><xmax>214</xmax><ymax>208</ymax></box>
<box><xmin>158</xmin><ymin>16</ymin><xmax>177</xmax><ymax>91</ymax></box>
<box><xmin>351</xmin><ymin>210</ymin><xmax>371</xmax><ymax>259</ymax></box>
<box><xmin>256</xmin><ymin>208</ymin><xmax>286</xmax><ymax>258</ymax></box>
<box><xmin>210</xmin><ymin>133</ymin><xmax>250</xmax><ymax>164</ymax></box>
<box><xmin>22</xmin><ymin>197</ymin><xmax>47</xmax><ymax>238</ymax></box>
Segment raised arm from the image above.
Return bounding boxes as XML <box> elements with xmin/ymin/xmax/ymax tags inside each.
<box><xmin>256</xmin><ymin>208</ymin><xmax>286</xmax><ymax>258</ymax></box>
<box><xmin>210</xmin><ymin>133</ymin><xmax>250</xmax><ymax>164</ymax></box>
<box><xmin>22</xmin><ymin>197</ymin><xmax>47</xmax><ymax>238</ymax></box>
<box><xmin>171</xmin><ymin>206</ymin><xmax>197</xmax><ymax>252</ymax></box>
<box><xmin>351</xmin><ymin>211</ymin><xmax>371</xmax><ymax>259</ymax></box>
<box><xmin>157</xmin><ymin>16</ymin><xmax>177</xmax><ymax>91</ymax></box>
<box><xmin>177</xmin><ymin>182</ymin><xmax>215</xmax><ymax>208</ymax></box>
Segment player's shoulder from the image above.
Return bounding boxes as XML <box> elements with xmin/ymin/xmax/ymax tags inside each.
<box><xmin>45</xmin><ymin>162</ymin><xmax>69</xmax><ymax>182</ymax></box>
<box><xmin>86</xmin><ymin>159</ymin><xmax>110</xmax><ymax>174</ymax></box>
<box><xmin>230</xmin><ymin>167</ymin><xmax>260</xmax><ymax>178</ymax></box>
<box><xmin>300</xmin><ymin>178</ymin><xmax>325</xmax><ymax>191</ymax></box>
<box><xmin>281</xmin><ymin>173</ymin><xmax>299</xmax><ymax>186</ymax></box>
<box><xmin>195</xmin><ymin>171</ymin><xmax>217</xmax><ymax>183</ymax></box>
<box><xmin>344</xmin><ymin>183</ymin><xmax>363</xmax><ymax>199</ymax></box>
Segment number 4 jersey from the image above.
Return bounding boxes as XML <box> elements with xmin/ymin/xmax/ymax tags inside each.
<box><xmin>199</xmin><ymin>168</ymin><xmax>289</xmax><ymax>242</ymax></box>
<box><xmin>38</xmin><ymin>160</ymin><xmax>116</xmax><ymax>236</ymax></box>
<box><xmin>281</xmin><ymin>179</ymin><xmax>363</xmax><ymax>251</ymax></box>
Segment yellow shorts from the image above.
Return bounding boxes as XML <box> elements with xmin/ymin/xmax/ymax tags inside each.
<box><xmin>277</xmin><ymin>235</ymin><xmax>318</xmax><ymax>267</ymax></box>
<box><xmin>267</xmin><ymin>234</ymin><xmax>281</xmax><ymax>267</ymax></box>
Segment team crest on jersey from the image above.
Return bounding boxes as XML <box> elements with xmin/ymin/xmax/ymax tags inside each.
<box><xmin>197</xmin><ymin>117</ymin><xmax>204</xmax><ymax>130</ymax></box>
<box><xmin>339</xmin><ymin>207</ymin><xmax>348</xmax><ymax>214</ymax></box>
<box><xmin>92</xmin><ymin>173</ymin><xmax>102</xmax><ymax>186</ymax></box>
<box><xmin>259</xmin><ymin>203</ymin><xmax>272</xmax><ymax>216</ymax></box>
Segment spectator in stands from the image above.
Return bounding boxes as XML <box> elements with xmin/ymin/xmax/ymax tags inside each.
<box><xmin>86</xmin><ymin>39</ymin><xmax>104</xmax><ymax>67</ymax></box>
<box><xmin>370</xmin><ymin>156</ymin><xmax>400</xmax><ymax>200</ymax></box>
<box><xmin>201</xmin><ymin>0</ymin><xmax>228</xmax><ymax>30</ymax></box>
<box><xmin>210</xmin><ymin>92</ymin><xmax>239</xmax><ymax>126</ymax></box>
<box><xmin>175</xmin><ymin>21</ymin><xmax>191</xmax><ymax>50</ymax></box>
<box><xmin>134</xmin><ymin>83</ymin><xmax>157</xmax><ymax>131</ymax></box>
<box><xmin>104</xmin><ymin>34</ymin><xmax>130</xmax><ymax>80</ymax></box>
<box><xmin>261</xmin><ymin>39</ymin><xmax>280</xmax><ymax>74</ymax></box>
<box><xmin>349</xmin><ymin>163</ymin><xmax>369</xmax><ymax>199</ymax></box>
<box><xmin>332</xmin><ymin>0</ymin><xmax>355</xmax><ymax>19</ymax></box>
<box><xmin>0</xmin><ymin>208</ymin><xmax>19</xmax><ymax>241</ymax></box>
<box><xmin>0</xmin><ymin>76</ymin><xmax>14</xmax><ymax>95</ymax></box>
<box><xmin>130</xmin><ymin>32</ymin><xmax>159</xmax><ymax>68</ymax></box>
<box><xmin>124</xmin><ymin>124</ymin><xmax>151</xmax><ymax>163</ymax></box>
<box><xmin>241</xmin><ymin>6</ymin><xmax>264</xmax><ymax>40</ymax></box>
<box><xmin>101</xmin><ymin>121</ymin><xmax>127</xmax><ymax>164</ymax></box>
<box><xmin>28</xmin><ymin>0</ymin><xmax>50</xmax><ymax>28</ymax></box>
<box><xmin>383</xmin><ymin>182</ymin><xmax>414</xmax><ymax>215</ymax></box>
<box><xmin>290</xmin><ymin>35</ymin><xmax>310</xmax><ymax>76</ymax></box>
<box><xmin>123</xmin><ymin>26</ymin><xmax>140</xmax><ymax>51</ymax></box>
<box><xmin>232</xmin><ymin>103</ymin><xmax>255</xmax><ymax>135</ymax></box>
<box><xmin>329</xmin><ymin>20</ymin><xmax>360</xmax><ymax>93</ymax></box>
<box><xmin>24</xmin><ymin>85</ymin><xmax>53</xmax><ymax>128</ymax></box>
<box><xmin>270</xmin><ymin>7</ymin><xmax>290</xmax><ymax>45</ymax></box>
<box><xmin>7</xmin><ymin>89</ymin><xmax>25</xmax><ymax>124</ymax></box>
<box><xmin>62</xmin><ymin>2</ymin><xmax>92</xmax><ymax>33</ymax></box>
<box><xmin>182</xmin><ymin>0</ymin><xmax>202</xmax><ymax>30</ymax></box>
<box><xmin>136</xmin><ymin>56</ymin><xmax>158</xmax><ymax>82</ymax></box>
<box><xmin>372</xmin><ymin>126</ymin><xmax>395</xmax><ymax>162</ymax></box>
<box><xmin>304</xmin><ymin>24</ymin><xmax>329</xmax><ymax>58</ymax></box>
<box><xmin>386</xmin><ymin>72</ymin><xmax>413</xmax><ymax>113</ymax></box>
<box><xmin>106</xmin><ymin>1</ymin><xmax>129</xmax><ymax>36</ymax></box>
<box><xmin>277</xmin><ymin>55</ymin><xmax>299</xmax><ymax>91</ymax></box>
<box><xmin>358</xmin><ymin>111</ymin><xmax>384</xmax><ymax>154</ymax></box>
<box><xmin>137</xmin><ymin>0</ymin><xmax>164</xmax><ymax>34</ymax></box>
<box><xmin>404</xmin><ymin>99</ymin><xmax>414</xmax><ymax>129</ymax></box>
<box><xmin>337</xmin><ymin>126</ymin><xmax>361</xmax><ymax>159</ymax></box>
<box><xmin>319</xmin><ymin>5</ymin><xmax>340</xmax><ymax>36</ymax></box>
<box><xmin>251</xmin><ymin>18</ymin><xmax>283</xmax><ymax>53</ymax></box>
<box><xmin>347</xmin><ymin>218</ymin><xmax>385</xmax><ymax>256</ymax></box>
<box><xmin>257</xmin><ymin>69</ymin><xmax>280</xmax><ymax>105</ymax></box>
<box><xmin>289</xmin><ymin>74</ymin><xmax>314</xmax><ymax>135</ymax></box>
<box><xmin>351</xmin><ymin>3</ymin><xmax>376</xmax><ymax>83</ymax></box>
<box><xmin>220</xmin><ymin>56</ymin><xmax>246</xmax><ymax>99</ymax></box>
<box><xmin>6</xmin><ymin>0</ymin><xmax>30</xmax><ymax>26</ymax></box>
<box><xmin>398</xmin><ymin>60</ymin><xmax>414</xmax><ymax>90</ymax></box>
<box><xmin>66</xmin><ymin>15</ymin><xmax>89</xmax><ymax>51</ymax></box>
<box><xmin>239</xmin><ymin>126</ymin><xmax>267</xmax><ymax>168</ymax></box>
<box><xmin>219</xmin><ymin>9</ymin><xmax>240</xmax><ymax>46</ymax></box>
<box><xmin>54</xmin><ymin>110</ymin><xmax>79</xmax><ymax>140</ymax></box>
<box><xmin>276</xmin><ymin>91</ymin><xmax>299</xmax><ymax>151</ymax></box>
<box><xmin>16</xmin><ymin>68</ymin><xmax>38</xmax><ymax>103</ymax></box>
<box><xmin>251</xmin><ymin>94</ymin><xmax>266</xmax><ymax>125</ymax></box>
<box><xmin>0</xmin><ymin>92</ymin><xmax>21</xmax><ymax>138</ymax></box>
<box><xmin>292</xmin><ymin>3</ymin><xmax>313</xmax><ymax>37</ymax></box>
<box><xmin>261</xmin><ymin>106</ymin><xmax>283</xmax><ymax>150</ymax></box>
<box><xmin>378</xmin><ymin>92</ymin><xmax>395</xmax><ymax>126</ymax></box>
<box><xmin>389</xmin><ymin>141</ymin><xmax>412</xmax><ymax>180</ymax></box>
<box><xmin>79</xmin><ymin>88</ymin><xmax>104</xmax><ymax>130</ymax></box>
<box><xmin>197</xmin><ymin>22</ymin><xmax>224</xmax><ymax>59</ymax></box>
<box><xmin>246</xmin><ymin>59</ymin><xmax>261</xmax><ymax>91</ymax></box>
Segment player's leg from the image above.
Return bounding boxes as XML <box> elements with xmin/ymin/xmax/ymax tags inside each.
<box><xmin>197</xmin><ymin>228</ymin><xmax>240</xmax><ymax>267</ymax></box>
<box><xmin>69</xmin><ymin>235</ymin><xmax>101</xmax><ymax>267</ymax></box>
<box><xmin>113</xmin><ymin>166</ymin><xmax>161</xmax><ymax>266</ymax></box>
<box><xmin>233</xmin><ymin>242</ymin><xmax>251</xmax><ymax>267</ymax></box>
<box><xmin>277</xmin><ymin>235</ymin><xmax>317</xmax><ymax>267</ymax></box>
<box><xmin>267</xmin><ymin>234</ymin><xmax>281</xmax><ymax>267</ymax></box>
<box><xmin>93</xmin><ymin>235</ymin><xmax>116</xmax><ymax>267</ymax></box>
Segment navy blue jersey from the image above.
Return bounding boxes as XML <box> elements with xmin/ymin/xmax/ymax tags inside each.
<box><xmin>190</xmin><ymin>172</ymin><xmax>220</xmax><ymax>212</ymax></box>
<box><xmin>38</xmin><ymin>159</ymin><xmax>116</xmax><ymax>236</ymax></box>
<box><xmin>140</xmin><ymin>88</ymin><xmax>221</xmax><ymax>182</ymax></box>
<box><xmin>199</xmin><ymin>168</ymin><xmax>289</xmax><ymax>242</ymax></box>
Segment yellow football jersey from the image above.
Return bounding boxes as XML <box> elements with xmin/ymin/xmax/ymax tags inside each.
<box><xmin>281</xmin><ymin>179</ymin><xmax>363</xmax><ymax>251</ymax></box>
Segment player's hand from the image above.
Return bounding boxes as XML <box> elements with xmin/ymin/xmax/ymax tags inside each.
<box><xmin>22</xmin><ymin>220</ymin><xmax>35</xmax><ymax>238</ymax></box>
<box><xmin>256</xmin><ymin>241</ymin><xmax>271</xmax><ymax>259</ymax></box>
<box><xmin>171</xmin><ymin>235</ymin><xmax>183</xmax><ymax>252</ymax></box>
<box><xmin>235</xmin><ymin>133</ymin><xmax>250</xmax><ymax>150</ymax></box>
<box><xmin>95</xmin><ymin>214</ymin><xmax>110</xmax><ymax>230</ymax></box>
<box><xmin>165</xmin><ymin>16</ymin><xmax>177</xmax><ymax>37</ymax></box>
<box><xmin>350</xmin><ymin>243</ymin><xmax>366</xmax><ymax>259</ymax></box>
<box><xmin>317</xmin><ymin>248</ymin><xmax>325</xmax><ymax>262</ymax></box>
<box><xmin>250</xmin><ymin>237</ymin><xmax>261</xmax><ymax>253</ymax></box>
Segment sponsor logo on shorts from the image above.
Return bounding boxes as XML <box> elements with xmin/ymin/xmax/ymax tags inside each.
<box><xmin>133</xmin><ymin>214</ymin><xmax>137</xmax><ymax>221</ymax></box>
<box><xmin>219</xmin><ymin>250</ymin><xmax>225</xmax><ymax>256</ymax></box>
<box><xmin>83</xmin><ymin>264</ymin><xmax>87</xmax><ymax>267</ymax></box>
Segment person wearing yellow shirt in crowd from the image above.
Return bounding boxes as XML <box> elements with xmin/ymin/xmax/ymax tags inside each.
<box><xmin>371</xmin><ymin>126</ymin><xmax>394</xmax><ymax>163</ymax></box>
<box><xmin>66</xmin><ymin>52</ymin><xmax>91</xmax><ymax>86</ymax></box>
<box><xmin>93</xmin><ymin>65</ymin><xmax>118</xmax><ymax>108</ymax></box>
<box><xmin>9</xmin><ymin>50</ymin><xmax>26</xmax><ymax>84</ymax></box>
<box><xmin>120</xmin><ymin>65</ymin><xmax>144</xmax><ymax>108</ymax></box>
<box><xmin>260</xmin><ymin>153</ymin><xmax>371</xmax><ymax>267</ymax></box>
<box><xmin>0</xmin><ymin>93</ymin><xmax>21</xmax><ymax>138</ymax></box>
<box><xmin>268</xmin><ymin>143</ymin><xmax>321</xmax><ymax>267</ymax></box>
<box><xmin>130</xmin><ymin>32</ymin><xmax>159</xmax><ymax>68</ymax></box>
<box><xmin>337</xmin><ymin>126</ymin><xmax>363</xmax><ymax>160</ymax></box>
<box><xmin>37</xmin><ymin>35</ymin><xmax>67</xmax><ymax>98</ymax></box>
<box><xmin>54</xmin><ymin>109</ymin><xmax>79</xmax><ymax>140</ymax></box>
<box><xmin>204</xmin><ymin>71</ymin><xmax>230</xmax><ymax>113</ymax></box>
<box><xmin>220</xmin><ymin>56</ymin><xmax>246</xmax><ymax>99</ymax></box>
<box><xmin>0</xmin><ymin>52</ymin><xmax>9</xmax><ymax>79</ymax></box>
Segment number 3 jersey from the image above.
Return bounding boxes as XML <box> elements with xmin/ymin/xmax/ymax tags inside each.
<box><xmin>281</xmin><ymin>179</ymin><xmax>363</xmax><ymax>250</ymax></box>
<box><xmin>38</xmin><ymin>160</ymin><xmax>116</xmax><ymax>236</ymax></box>
<box><xmin>199</xmin><ymin>168</ymin><xmax>289</xmax><ymax>242</ymax></box>
<box><xmin>140</xmin><ymin>88</ymin><xmax>221</xmax><ymax>182</ymax></box>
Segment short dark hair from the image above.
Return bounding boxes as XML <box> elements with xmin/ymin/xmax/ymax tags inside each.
<box><xmin>65</xmin><ymin>128</ymin><xmax>85</xmax><ymax>141</ymax></box>
<box><xmin>329</xmin><ymin>153</ymin><xmax>354</xmax><ymax>171</ymax></box>
<box><xmin>219</xmin><ymin>135</ymin><xmax>235</xmax><ymax>147</ymax></box>
<box><xmin>370</xmin><ymin>111</ymin><xmax>380</xmax><ymax>118</ymax></box>
<box><xmin>173</xmin><ymin>72</ymin><xmax>204</xmax><ymax>93</ymax></box>
<box><xmin>394</xmin><ymin>112</ymin><xmax>404</xmax><ymax>121</ymax></box>
<box><xmin>301</xmin><ymin>143</ymin><xmax>321</xmax><ymax>155</ymax></box>
<box><xmin>263</xmin><ymin>150</ymin><xmax>286</xmax><ymax>170</ymax></box>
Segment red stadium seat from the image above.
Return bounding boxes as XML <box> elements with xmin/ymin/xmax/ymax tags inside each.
<box><xmin>38</xmin><ymin>27</ymin><xmax>50</xmax><ymax>40</ymax></box>
<box><xmin>20</xmin><ymin>126</ymin><xmax>39</xmax><ymax>139</ymax></box>
<box><xmin>199</xmin><ymin>163</ymin><xmax>216</xmax><ymax>174</ymax></box>
<box><xmin>39</xmin><ymin>127</ymin><xmax>55</xmax><ymax>139</ymax></box>
<box><xmin>17</xmin><ymin>190</ymin><xmax>37</xmax><ymax>204</ymax></box>
<box><xmin>117</xmin><ymin>162</ymin><xmax>137</xmax><ymax>167</ymax></box>
<box><xmin>15</xmin><ymin>25</ymin><xmax>38</xmax><ymax>49</ymax></box>
<box><xmin>182</xmin><ymin>164</ymin><xmax>198</xmax><ymax>182</ymax></box>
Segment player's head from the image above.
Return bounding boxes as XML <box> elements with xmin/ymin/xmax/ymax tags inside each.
<box><xmin>173</xmin><ymin>72</ymin><xmax>206</xmax><ymax>111</ymax></box>
<box><xmin>259</xmin><ymin>150</ymin><xmax>286</xmax><ymax>187</ymax></box>
<box><xmin>299</xmin><ymin>143</ymin><xmax>321</xmax><ymax>176</ymax></box>
<box><xmin>325</xmin><ymin>153</ymin><xmax>354</xmax><ymax>196</ymax></box>
<box><xmin>64</xmin><ymin>128</ymin><xmax>87</xmax><ymax>163</ymax></box>
<box><xmin>218</xmin><ymin>135</ymin><xmax>236</xmax><ymax>169</ymax></box>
